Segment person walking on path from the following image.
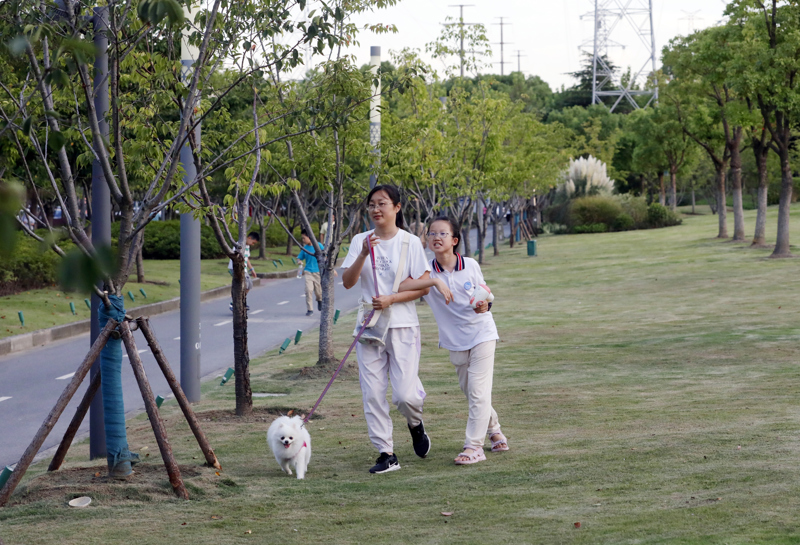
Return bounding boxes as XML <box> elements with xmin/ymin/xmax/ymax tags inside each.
<box><xmin>297</xmin><ymin>229</ymin><xmax>324</xmax><ymax>316</ymax></box>
<box><xmin>398</xmin><ymin>216</ymin><xmax>509</xmax><ymax>465</ymax></box>
<box><xmin>341</xmin><ymin>185</ymin><xmax>433</xmax><ymax>474</ymax></box>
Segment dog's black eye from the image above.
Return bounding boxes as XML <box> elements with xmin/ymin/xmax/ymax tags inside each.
<box><xmin>289</xmin><ymin>437</ymin><xmax>293</xmax><ymax>440</ymax></box>
<box><xmin>280</xmin><ymin>437</ymin><xmax>285</xmax><ymax>440</ymax></box>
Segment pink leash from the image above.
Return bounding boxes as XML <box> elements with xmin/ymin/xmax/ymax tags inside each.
<box><xmin>304</xmin><ymin>238</ymin><xmax>380</xmax><ymax>424</ymax></box>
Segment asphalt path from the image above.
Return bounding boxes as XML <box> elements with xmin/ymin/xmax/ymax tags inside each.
<box><xmin>0</xmin><ymin>275</ymin><xmax>361</xmax><ymax>469</ymax></box>
<box><xmin>0</xmin><ymin>223</ymin><xmax>513</xmax><ymax>469</ymax></box>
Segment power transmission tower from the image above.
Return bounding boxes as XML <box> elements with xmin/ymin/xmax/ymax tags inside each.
<box><xmin>493</xmin><ymin>17</ymin><xmax>512</xmax><ymax>76</ymax></box>
<box><xmin>513</xmin><ymin>50</ymin><xmax>527</xmax><ymax>74</ymax></box>
<box><xmin>579</xmin><ymin>0</ymin><xmax>658</xmax><ymax>112</ymax></box>
<box><xmin>680</xmin><ymin>10</ymin><xmax>702</xmax><ymax>34</ymax></box>
<box><xmin>444</xmin><ymin>4</ymin><xmax>477</xmax><ymax>78</ymax></box>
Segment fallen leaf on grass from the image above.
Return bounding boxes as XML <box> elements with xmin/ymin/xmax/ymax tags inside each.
<box><xmin>181</xmin><ymin>522</ymin><xmax>187</xmax><ymax>526</ymax></box>
<box><xmin>287</xmin><ymin>410</ymin><xmax>294</xmax><ymax>416</ymax></box>
<box><xmin>94</xmin><ymin>472</ymin><xmax>101</xmax><ymax>477</ymax></box>
<box><xmin>441</xmin><ymin>512</ymin><xmax>453</xmax><ymax>516</ymax></box>
<box><xmin>215</xmin><ymin>471</ymin><xmax>221</xmax><ymax>476</ymax></box>
<box><xmin>574</xmin><ymin>522</ymin><xmax>581</xmax><ymax>528</ymax></box>
<box><xmin>211</xmin><ymin>516</ymin><xmax>221</xmax><ymax>520</ymax></box>
<box><xmin>244</xmin><ymin>530</ymin><xmax>251</xmax><ymax>534</ymax></box>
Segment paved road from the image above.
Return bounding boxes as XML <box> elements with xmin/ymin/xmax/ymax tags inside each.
<box><xmin>0</xmin><ymin>275</ymin><xmax>361</xmax><ymax>468</ymax></box>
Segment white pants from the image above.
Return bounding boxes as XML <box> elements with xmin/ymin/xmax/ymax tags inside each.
<box><xmin>356</xmin><ymin>326</ymin><xmax>426</xmax><ymax>453</ymax></box>
<box><xmin>449</xmin><ymin>340</ymin><xmax>502</xmax><ymax>450</ymax></box>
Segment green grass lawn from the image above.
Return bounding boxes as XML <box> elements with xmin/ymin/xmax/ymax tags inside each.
<box><xmin>0</xmin><ymin>248</ymin><xmax>304</xmax><ymax>340</ymax></box>
<box><xmin>2</xmin><ymin>205</ymin><xmax>800</xmax><ymax>544</ymax></box>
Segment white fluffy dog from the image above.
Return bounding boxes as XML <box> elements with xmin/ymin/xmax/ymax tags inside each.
<box><xmin>267</xmin><ymin>415</ymin><xmax>311</xmax><ymax>479</ymax></box>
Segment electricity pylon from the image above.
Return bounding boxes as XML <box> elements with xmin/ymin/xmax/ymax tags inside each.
<box><xmin>580</xmin><ymin>0</ymin><xmax>658</xmax><ymax>112</ymax></box>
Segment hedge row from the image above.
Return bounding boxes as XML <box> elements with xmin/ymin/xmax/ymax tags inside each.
<box><xmin>545</xmin><ymin>195</ymin><xmax>682</xmax><ymax>234</ymax></box>
<box><xmin>0</xmin><ymin>233</ymin><xmax>75</xmax><ymax>295</ymax></box>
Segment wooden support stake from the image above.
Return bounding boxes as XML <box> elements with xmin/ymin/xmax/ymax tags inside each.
<box><xmin>48</xmin><ymin>368</ymin><xmax>102</xmax><ymax>472</ymax></box>
<box><xmin>137</xmin><ymin>317</ymin><xmax>221</xmax><ymax>470</ymax></box>
<box><xmin>0</xmin><ymin>320</ymin><xmax>117</xmax><ymax>507</ymax></box>
<box><xmin>118</xmin><ymin>321</ymin><xmax>189</xmax><ymax>500</ymax></box>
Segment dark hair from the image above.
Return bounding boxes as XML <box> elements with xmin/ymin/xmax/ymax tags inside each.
<box><xmin>428</xmin><ymin>215</ymin><xmax>460</xmax><ymax>247</ymax></box>
<box><xmin>367</xmin><ymin>184</ymin><xmax>404</xmax><ymax>229</ymax></box>
<box><xmin>300</xmin><ymin>229</ymin><xmax>309</xmax><ymax>238</ymax></box>
<box><xmin>248</xmin><ymin>231</ymin><xmax>260</xmax><ymax>242</ymax></box>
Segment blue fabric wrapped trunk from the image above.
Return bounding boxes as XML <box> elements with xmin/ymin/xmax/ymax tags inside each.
<box><xmin>98</xmin><ymin>295</ymin><xmax>137</xmax><ymax>469</ymax></box>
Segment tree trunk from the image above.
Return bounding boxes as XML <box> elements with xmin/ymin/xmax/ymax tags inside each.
<box><xmin>771</xmin><ymin>147</ymin><xmax>793</xmax><ymax>257</ymax></box>
<box><xmin>509</xmin><ymin>211</ymin><xmax>515</xmax><ymax>249</ymax></box>
<box><xmin>135</xmin><ymin>245</ymin><xmax>144</xmax><ymax>284</ymax></box>
<box><xmin>691</xmin><ymin>188</ymin><xmax>696</xmax><ymax>215</ymax></box>
<box><xmin>658</xmin><ymin>171</ymin><xmax>666</xmax><ymax>206</ymax></box>
<box><xmin>752</xmin><ymin>144</ymin><xmax>769</xmax><ymax>247</ymax></box>
<box><xmin>476</xmin><ymin>198</ymin><xmax>485</xmax><ymax>264</ymax></box>
<box><xmin>317</xmin><ymin>265</ymin><xmax>337</xmax><ymax>365</ymax></box>
<box><xmin>492</xmin><ymin>209</ymin><xmax>499</xmax><ymax>257</ymax></box>
<box><xmin>669</xmin><ymin>168</ymin><xmax>678</xmax><ymax>211</ymax></box>
<box><xmin>730</xmin><ymin>144</ymin><xmax>746</xmax><ymax>242</ymax></box>
<box><xmin>715</xmin><ymin>167</ymin><xmax>728</xmax><ymax>238</ymax></box>
<box><xmin>258</xmin><ymin>212</ymin><xmax>267</xmax><ymax>260</ymax></box>
<box><xmin>230</xmin><ymin>255</ymin><xmax>252</xmax><ymax>416</ymax></box>
<box><xmin>462</xmin><ymin>210</ymin><xmax>472</xmax><ymax>257</ymax></box>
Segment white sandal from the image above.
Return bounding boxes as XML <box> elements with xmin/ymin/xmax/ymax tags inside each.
<box><xmin>454</xmin><ymin>447</ymin><xmax>486</xmax><ymax>465</ymax></box>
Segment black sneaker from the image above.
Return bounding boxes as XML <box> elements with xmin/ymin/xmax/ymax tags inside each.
<box><xmin>409</xmin><ymin>422</ymin><xmax>431</xmax><ymax>458</ymax></box>
<box><xmin>369</xmin><ymin>452</ymin><xmax>400</xmax><ymax>474</ymax></box>
<box><xmin>317</xmin><ymin>300</ymin><xmax>322</xmax><ymax>311</ymax></box>
<box><xmin>305</xmin><ymin>310</ymin><xmax>313</xmax><ymax>316</ymax></box>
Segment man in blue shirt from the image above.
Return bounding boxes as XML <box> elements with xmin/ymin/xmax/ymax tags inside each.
<box><xmin>298</xmin><ymin>230</ymin><xmax>324</xmax><ymax>316</ymax></box>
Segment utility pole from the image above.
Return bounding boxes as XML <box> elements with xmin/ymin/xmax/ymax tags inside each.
<box><xmin>369</xmin><ymin>46</ymin><xmax>381</xmax><ymax>190</ymax></box>
<box><xmin>445</xmin><ymin>4</ymin><xmax>476</xmax><ymax>78</ymax></box>
<box><xmin>493</xmin><ymin>17</ymin><xmax>512</xmax><ymax>76</ymax></box>
<box><xmin>180</xmin><ymin>2</ymin><xmax>201</xmax><ymax>402</ymax></box>
<box><xmin>679</xmin><ymin>10</ymin><xmax>702</xmax><ymax>34</ymax></box>
<box><xmin>513</xmin><ymin>50</ymin><xmax>527</xmax><ymax>74</ymax></box>
<box><xmin>89</xmin><ymin>5</ymin><xmax>109</xmax><ymax>460</ymax></box>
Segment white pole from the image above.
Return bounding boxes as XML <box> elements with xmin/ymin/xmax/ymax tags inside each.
<box><xmin>369</xmin><ymin>46</ymin><xmax>381</xmax><ymax>189</ymax></box>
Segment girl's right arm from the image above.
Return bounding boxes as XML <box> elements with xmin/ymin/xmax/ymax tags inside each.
<box><xmin>399</xmin><ymin>277</ymin><xmax>453</xmax><ymax>304</ymax></box>
<box><xmin>342</xmin><ymin>234</ymin><xmax>378</xmax><ymax>289</ymax></box>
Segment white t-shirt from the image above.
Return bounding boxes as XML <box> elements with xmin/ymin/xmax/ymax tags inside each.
<box><xmin>426</xmin><ymin>254</ymin><xmax>499</xmax><ymax>351</ymax></box>
<box><xmin>341</xmin><ymin>229</ymin><xmax>431</xmax><ymax>330</ymax></box>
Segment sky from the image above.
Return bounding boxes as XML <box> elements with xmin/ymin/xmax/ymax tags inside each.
<box><xmin>321</xmin><ymin>0</ymin><xmax>730</xmax><ymax>91</ymax></box>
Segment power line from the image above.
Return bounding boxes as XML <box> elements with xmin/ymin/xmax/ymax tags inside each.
<box><xmin>492</xmin><ymin>17</ymin><xmax>512</xmax><ymax>76</ymax></box>
<box><xmin>443</xmin><ymin>4</ymin><xmax>477</xmax><ymax>78</ymax></box>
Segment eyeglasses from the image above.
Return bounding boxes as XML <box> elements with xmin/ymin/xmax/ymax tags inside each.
<box><xmin>368</xmin><ymin>201</ymin><xmax>393</xmax><ymax>211</ymax></box>
<box><xmin>427</xmin><ymin>232</ymin><xmax>452</xmax><ymax>239</ymax></box>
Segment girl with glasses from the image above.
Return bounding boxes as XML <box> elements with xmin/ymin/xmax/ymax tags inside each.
<box><xmin>341</xmin><ymin>185</ymin><xmax>433</xmax><ymax>474</ymax></box>
<box><xmin>398</xmin><ymin>216</ymin><xmax>509</xmax><ymax>465</ymax></box>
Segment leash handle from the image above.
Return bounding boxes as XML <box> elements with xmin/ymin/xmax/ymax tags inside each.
<box><xmin>369</xmin><ymin>232</ymin><xmax>380</xmax><ymax>298</ymax></box>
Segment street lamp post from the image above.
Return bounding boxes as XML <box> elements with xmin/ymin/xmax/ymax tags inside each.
<box><xmin>89</xmin><ymin>5</ymin><xmax>109</xmax><ymax>459</ymax></box>
<box><xmin>180</xmin><ymin>3</ymin><xmax>202</xmax><ymax>402</ymax></box>
<box><xmin>368</xmin><ymin>46</ymin><xmax>381</xmax><ymax>189</ymax></box>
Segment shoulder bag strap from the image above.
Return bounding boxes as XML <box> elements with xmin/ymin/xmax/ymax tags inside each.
<box><xmin>391</xmin><ymin>232</ymin><xmax>410</xmax><ymax>295</ymax></box>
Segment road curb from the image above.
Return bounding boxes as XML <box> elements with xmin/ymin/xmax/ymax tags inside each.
<box><xmin>0</xmin><ymin>276</ymin><xmax>291</xmax><ymax>358</ymax></box>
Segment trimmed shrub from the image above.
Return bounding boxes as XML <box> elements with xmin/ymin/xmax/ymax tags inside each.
<box><xmin>569</xmin><ymin>196</ymin><xmax>625</xmax><ymax>230</ymax></box>
<box><xmin>111</xmin><ymin>221</ymin><xmax>225</xmax><ymax>259</ymax></box>
<box><xmin>646</xmin><ymin>203</ymin><xmax>682</xmax><ymax>228</ymax></box>
<box><xmin>616</xmin><ymin>194</ymin><xmax>649</xmax><ymax>228</ymax></box>
<box><xmin>573</xmin><ymin>223</ymin><xmax>608</xmax><ymax>234</ymax></box>
<box><xmin>0</xmin><ymin>232</ymin><xmax>75</xmax><ymax>294</ymax></box>
<box><xmin>612</xmin><ymin>213</ymin><xmax>635</xmax><ymax>232</ymax></box>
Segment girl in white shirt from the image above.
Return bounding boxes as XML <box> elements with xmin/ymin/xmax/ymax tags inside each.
<box><xmin>341</xmin><ymin>185</ymin><xmax>432</xmax><ymax>474</ymax></box>
<box><xmin>399</xmin><ymin>216</ymin><xmax>509</xmax><ymax>465</ymax></box>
